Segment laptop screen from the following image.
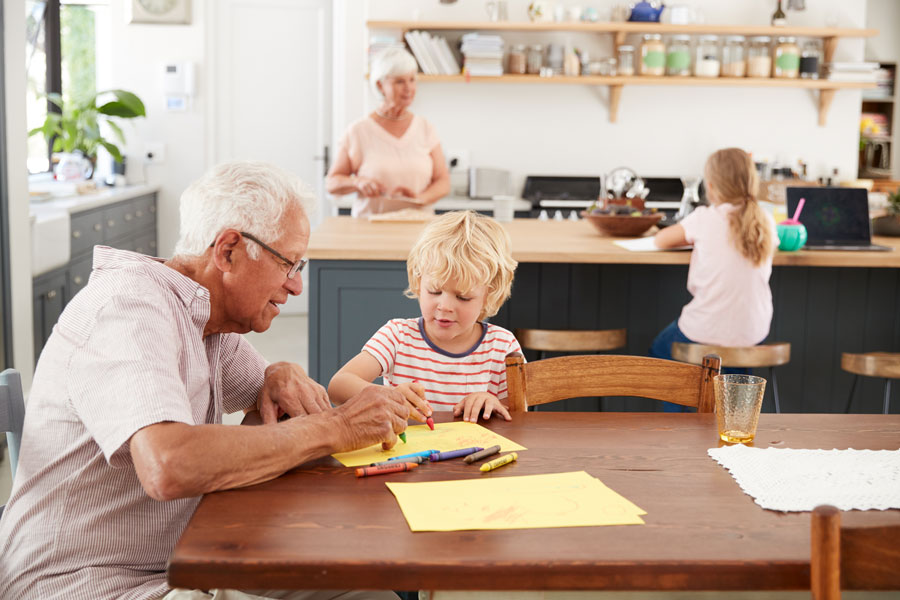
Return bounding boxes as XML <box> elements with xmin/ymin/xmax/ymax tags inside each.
<box><xmin>785</xmin><ymin>187</ymin><xmax>871</xmax><ymax>244</ymax></box>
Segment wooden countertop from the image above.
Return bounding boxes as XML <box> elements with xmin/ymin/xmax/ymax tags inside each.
<box><xmin>308</xmin><ymin>217</ymin><xmax>900</xmax><ymax>267</ymax></box>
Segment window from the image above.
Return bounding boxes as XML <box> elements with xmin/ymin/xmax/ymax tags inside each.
<box><xmin>26</xmin><ymin>1</ymin><xmax>106</xmax><ymax>174</ymax></box>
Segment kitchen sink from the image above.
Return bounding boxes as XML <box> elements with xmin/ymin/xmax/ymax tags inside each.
<box><xmin>30</xmin><ymin>207</ymin><xmax>70</xmax><ymax>276</ymax></box>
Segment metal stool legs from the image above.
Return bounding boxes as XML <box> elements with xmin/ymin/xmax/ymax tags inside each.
<box><xmin>768</xmin><ymin>366</ymin><xmax>782</xmax><ymax>414</ymax></box>
<box><xmin>844</xmin><ymin>374</ymin><xmax>859</xmax><ymax>414</ymax></box>
<box><xmin>884</xmin><ymin>379</ymin><xmax>892</xmax><ymax>415</ymax></box>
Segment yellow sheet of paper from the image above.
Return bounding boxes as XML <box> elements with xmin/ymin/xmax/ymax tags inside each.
<box><xmin>332</xmin><ymin>421</ymin><xmax>526</xmax><ymax>467</ymax></box>
<box><xmin>386</xmin><ymin>471</ymin><xmax>646</xmax><ymax>531</ymax></box>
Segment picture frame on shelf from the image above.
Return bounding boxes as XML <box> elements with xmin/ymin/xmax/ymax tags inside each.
<box><xmin>127</xmin><ymin>0</ymin><xmax>191</xmax><ymax>25</ymax></box>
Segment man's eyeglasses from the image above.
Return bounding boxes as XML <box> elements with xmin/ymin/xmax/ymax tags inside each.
<box><xmin>240</xmin><ymin>231</ymin><xmax>307</xmax><ymax>279</ymax></box>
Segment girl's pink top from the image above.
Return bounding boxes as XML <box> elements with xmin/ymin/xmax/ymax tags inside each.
<box><xmin>338</xmin><ymin>114</ymin><xmax>440</xmax><ymax>218</ymax></box>
<box><xmin>677</xmin><ymin>204</ymin><xmax>778</xmax><ymax>347</ymax></box>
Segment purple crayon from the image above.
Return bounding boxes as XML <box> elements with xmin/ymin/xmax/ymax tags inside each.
<box><xmin>430</xmin><ymin>447</ymin><xmax>483</xmax><ymax>462</ymax></box>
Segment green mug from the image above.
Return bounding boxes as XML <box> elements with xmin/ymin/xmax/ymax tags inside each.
<box><xmin>776</xmin><ymin>223</ymin><xmax>807</xmax><ymax>251</ymax></box>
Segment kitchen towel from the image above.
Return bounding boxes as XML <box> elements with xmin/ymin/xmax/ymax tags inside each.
<box><xmin>708</xmin><ymin>444</ymin><xmax>900</xmax><ymax>512</ymax></box>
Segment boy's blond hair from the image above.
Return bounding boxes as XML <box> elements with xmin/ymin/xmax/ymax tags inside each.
<box><xmin>405</xmin><ymin>211</ymin><xmax>517</xmax><ymax>320</ymax></box>
<box><xmin>705</xmin><ymin>148</ymin><xmax>775</xmax><ymax>267</ymax></box>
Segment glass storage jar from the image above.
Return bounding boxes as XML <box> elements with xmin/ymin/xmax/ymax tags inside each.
<box><xmin>640</xmin><ymin>34</ymin><xmax>665</xmax><ymax>76</ymax></box>
<box><xmin>721</xmin><ymin>36</ymin><xmax>746</xmax><ymax>77</ymax></box>
<box><xmin>747</xmin><ymin>36</ymin><xmax>772</xmax><ymax>78</ymax></box>
<box><xmin>666</xmin><ymin>35</ymin><xmax>692</xmax><ymax>76</ymax></box>
<box><xmin>799</xmin><ymin>39</ymin><xmax>821</xmax><ymax>79</ymax></box>
<box><xmin>526</xmin><ymin>44</ymin><xmax>543</xmax><ymax>74</ymax></box>
<box><xmin>773</xmin><ymin>36</ymin><xmax>800</xmax><ymax>78</ymax></box>
<box><xmin>508</xmin><ymin>44</ymin><xmax>527</xmax><ymax>74</ymax></box>
<box><xmin>694</xmin><ymin>35</ymin><xmax>720</xmax><ymax>77</ymax></box>
<box><xmin>617</xmin><ymin>44</ymin><xmax>635</xmax><ymax>76</ymax></box>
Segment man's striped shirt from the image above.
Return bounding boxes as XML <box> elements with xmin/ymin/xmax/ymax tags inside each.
<box><xmin>363</xmin><ymin>317</ymin><xmax>522</xmax><ymax>409</ymax></box>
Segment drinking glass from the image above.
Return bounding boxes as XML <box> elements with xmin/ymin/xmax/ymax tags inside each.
<box><xmin>714</xmin><ymin>374</ymin><xmax>766</xmax><ymax>444</ymax></box>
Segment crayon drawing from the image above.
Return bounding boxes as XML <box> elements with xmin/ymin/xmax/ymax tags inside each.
<box><xmin>386</xmin><ymin>471</ymin><xmax>646</xmax><ymax>531</ymax></box>
<box><xmin>332</xmin><ymin>421</ymin><xmax>526</xmax><ymax>467</ymax></box>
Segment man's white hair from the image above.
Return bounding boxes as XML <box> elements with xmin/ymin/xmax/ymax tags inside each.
<box><xmin>173</xmin><ymin>161</ymin><xmax>316</xmax><ymax>259</ymax></box>
<box><xmin>370</xmin><ymin>47</ymin><xmax>418</xmax><ymax>99</ymax></box>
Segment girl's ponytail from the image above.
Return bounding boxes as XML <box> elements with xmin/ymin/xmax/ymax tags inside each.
<box><xmin>706</xmin><ymin>148</ymin><xmax>775</xmax><ymax>267</ymax></box>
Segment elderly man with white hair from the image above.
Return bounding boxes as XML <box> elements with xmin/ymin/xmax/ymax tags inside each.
<box><xmin>326</xmin><ymin>47</ymin><xmax>450</xmax><ymax>217</ymax></box>
<box><xmin>0</xmin><ymin>162</ymin><xmax>407</xmax><ymax>600</ymax></box>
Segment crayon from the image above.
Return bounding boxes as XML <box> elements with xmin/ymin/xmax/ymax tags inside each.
<box><xmin>387</xmin><ymin>449</ymin><xmax>438</xmax><ymax>462</ymax></box>
<box><xmin>399</xmin><ymin>432</ymin><xmax>407</xmax><ymax>444</ymax></box>
<box><xmin>370</xmin><ymin>455</ymin><xmax>426</xmax><ymax>467</ymax></box>
<box><xmin>464</xmin><ymin>445</ymin><xmax>501</xmax><ymax>464</ymax></box>
<box><xmin>429</xmin><ymin>447</ymin><xmax>483</xmax><ymax>462</ymax></box>
<box><xmin>480</xmin><ymin>452</ymin><xmax>518</xmax><ymax>473</ymax></box>
<box><xmin>355</xmin><ymin>462</ymin><xmax>419</xmax><ymax>478</ymax></box>
<box><xmin>426</xmin><ymin>416</ymin><xmax>435</xmax><ymax>431</ymax></box>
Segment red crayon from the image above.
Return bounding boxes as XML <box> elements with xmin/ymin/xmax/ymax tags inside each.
<box><xmin>355</xmin><ymin>462</ymin><xmax>419</xmax><ymax>478</ymax></box>
<box><xmin>426</xmin><ymin>416</ymin><xmax>435</xmax><ymax>431</ymax></box>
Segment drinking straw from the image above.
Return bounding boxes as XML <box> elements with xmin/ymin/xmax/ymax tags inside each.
<box><xmin>791</xmin><ymin>198</ymin><xmax>806</xmax><ymax>223</ymax></box>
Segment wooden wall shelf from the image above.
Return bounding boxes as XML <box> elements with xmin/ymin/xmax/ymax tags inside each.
<box><xmin>369</xmin><ymin>20</ymin><xmax>878</xmax><ymax>125</ymax></box>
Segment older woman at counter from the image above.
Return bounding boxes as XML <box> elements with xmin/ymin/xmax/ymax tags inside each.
<box><xmin>325</xmin><ymin>48</ymin><xmax>450</xmax><ymax>218</ymax></box>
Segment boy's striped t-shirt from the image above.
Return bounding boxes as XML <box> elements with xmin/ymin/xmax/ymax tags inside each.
<box><xmin>362</xmin><ymin>317</ymin><xmax>522</xmax><ymax>409</ymax></box>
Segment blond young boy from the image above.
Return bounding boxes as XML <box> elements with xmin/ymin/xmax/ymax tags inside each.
<box><xmin>328</xmin><ymin>211</ymin><xmax>521</xmax><ymax>422</ymax></box>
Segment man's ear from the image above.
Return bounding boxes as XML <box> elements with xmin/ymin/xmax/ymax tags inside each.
<box><xmin>211</xmin><ymin>229</ymin><xmax>242</xmax><ymax>273</ymax></box>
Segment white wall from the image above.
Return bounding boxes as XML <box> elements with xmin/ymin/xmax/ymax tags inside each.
<box><xmin>5</xmin><ymin>0</ymin><xmax>35</xmax><ymax>385</ymax></box>
<box><xmin>350</xmin><ymin>0</ymin><xmax>872</xmax><ymax>188</ymax></box>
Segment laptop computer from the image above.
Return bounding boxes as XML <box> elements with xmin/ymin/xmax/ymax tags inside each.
<box><xmin>785</xmin><ymin>187</ymin><xmax>892</xmax><ymax>251</ymax></box>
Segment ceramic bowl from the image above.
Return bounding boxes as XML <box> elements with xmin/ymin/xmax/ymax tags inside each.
<box><xmin>581</xmin><ymin>211</ymin><xmax>663</xmax><ymax>237</ymax></box>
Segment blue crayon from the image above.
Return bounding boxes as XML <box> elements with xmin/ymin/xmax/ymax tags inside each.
<box><xmin>387</xmin><ymin>449</ymin><xmax>438</xmax><ymax>462</ymax></box>
<box><xmin>430</xmin><ymin>447</ymin><xmax>483</xmax><ymax>462</ymax></box>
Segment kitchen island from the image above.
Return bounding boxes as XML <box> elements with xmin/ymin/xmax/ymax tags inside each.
<box><xmin>308</xmin><ymin>217</ymin><xmax>900</xmax><ymax>413</ymax></box>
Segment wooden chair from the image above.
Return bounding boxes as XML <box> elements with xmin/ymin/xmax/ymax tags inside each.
<box><xmin>811</xmin><ymin>505</ymin><xmax>900</xmax><ymax>600</ymax></box>
<box><xmin>671</xmin><ymin>342</ymin><xmax>791</xmax><ymax>413</ymax></box>
<box><xmin>841</xmin><ymin>352</ymin><xmax>899</xmax><ymax>414</ymax></box>
<box><xmin>513</xmin><ymin>328</ymin><xmax>627</xmax><ymax>360</ymax></box>
<box><xmin>0</xmin><ymin>369</ymin><xmax>25</xmax><ymax>519</ymax></box>
<box><xmin>505</xmin><ymin>353</ymin><xmax>721</xmax><ymax>413</ymax></box>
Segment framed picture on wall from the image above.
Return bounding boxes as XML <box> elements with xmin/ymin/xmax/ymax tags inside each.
<box><xmin>128</xmin><ymin>0</ymin><xmax>191</xmax><ymax>25</ymax></box>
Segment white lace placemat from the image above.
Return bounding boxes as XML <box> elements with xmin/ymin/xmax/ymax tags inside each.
<box><xmin>707</xmin><ymin>444</ymin><xmax>900</xmax><ymax>512</ymax></box>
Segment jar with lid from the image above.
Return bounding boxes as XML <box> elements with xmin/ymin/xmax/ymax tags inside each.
<box><xmin>617</xmin><ymin>45</ymin><xmax>635</xmax><ymax>76</ymax></box>
<box><xmin>508</xmin><ymin>44</ymin><xmax>527</xmax><ymax>75</ymax></box>
<box><xmin>666</xmin><ymin>35</ymin><xmax>691</xmax><ymax>76</ymax></box>
<box><xmin>721</xmin><ymin>36</ymin><xmax>746</xmax><ymax>77</ymax></box>
<box><xmin>747</xmin><ymin>36</ymin><xmax>772</xmax><ymax>78</ymax></box>
<box><xmin>773</xmin><ymin>36</ymin><xmax>800</xmax><ymax>78</ymax></box>
<box><xmin>799</xmin><ymin>39</ymin><xmax>821</xmax><ymax>79</ymax></box>
<box><xmin>694</xmin><ymin>35</ymin><xmax>720</xmax><ymax>77</ymax></box>
<box><xmin>526</xmin><ymin>44</ymin><xmax>543</xmax><ymax>74</ymax></box>
<box><xmin>640</xmin><ymin>34</ymin><xmax>665</xmax><ymax>76</ymax></box>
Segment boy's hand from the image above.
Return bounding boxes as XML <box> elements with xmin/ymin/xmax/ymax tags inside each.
<box><xmin>395</xmin><ymin>381</ymin><xmax>432</xmax><ymax>422</ymax></box>
<box><xmin>453</xmin><ymin>392</ymin><xmax>511</xmax><ymax>423</ymax></box>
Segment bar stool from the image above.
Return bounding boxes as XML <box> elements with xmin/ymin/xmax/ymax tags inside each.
<box><xmin>841</xmin><ymin>352</ymin><xmax>900</xmax><ymax>414</ymax></box>
<box><xmin>671</xmin><ymin>342</ymin><xmax>791</xmax><ymax>413</ymax></box>
<box><xmin>513</xmin><ymin>328</ymin><xmax>627</xmax><ymax>360</ymax></box>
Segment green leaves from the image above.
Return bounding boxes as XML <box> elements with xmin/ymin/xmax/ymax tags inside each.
<box><xmin>28</xmin><ymin>88</ymin><xmax>145</xmax><ymax>162</ymax></box>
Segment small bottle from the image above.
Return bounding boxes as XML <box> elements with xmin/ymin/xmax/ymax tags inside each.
<box><xmin>508</xmin><ymin>44</ymin><xmax>527</xmax><ymax>74</ymax></box>
<box><xmin>771</xmin><ymin>0</ymin><xmax>786</xmax><ymax>26</ymax></box>
<box><xmin>617</xmin><ymin>45</ymin><xmax>635</xmax><ymax>76</ymax></box>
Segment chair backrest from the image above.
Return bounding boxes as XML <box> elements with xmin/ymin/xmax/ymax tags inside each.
<box><xmin>514</xmin><ymin>328</ymin><xmax>627</xmax><ymax>353</ymax></box>
<box><xmin>811</xmin><ymin>505</ymin><xmax>900</xmax><ymax>600</ymax></box>
<box><xmin>0</xmin><ymin>368</ymin><xmax>25</xmax><ymax>481</ymax></box>
<box><xmin>672</xmin><ymin>342</ymin><xmax>791</xmax><ymax>368</ymax></box>
<box><xmin>505</xmin><ymin>353</ymin><xmax>721</xmax><ymax>413</ymax></box>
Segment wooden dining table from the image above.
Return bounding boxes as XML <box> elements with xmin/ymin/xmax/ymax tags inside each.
<box><xmin>167</xmin><ymin>412</ymin><xmax>900</xmax><ymax>593</ymax></box>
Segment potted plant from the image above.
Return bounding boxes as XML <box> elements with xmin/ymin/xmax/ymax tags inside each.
<box><xmin>872</xmin><ymin>187</ymin><xmax>900</xmax><ymax>237</ymax></box>
<box><xmin>28</xmin><ymin>88</ymin><xmax>146</xmax><ymax>179</ymax></box>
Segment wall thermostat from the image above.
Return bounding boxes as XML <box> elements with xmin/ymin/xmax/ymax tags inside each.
<box><xmin>163</xmin><ymin>61</ymin><xmax>195</xmax><ymax>110</ymax></box>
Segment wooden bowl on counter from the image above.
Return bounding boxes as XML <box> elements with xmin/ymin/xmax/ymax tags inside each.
<box><xmin>580</xmin><ymin>211</ymin><xmax>664</xmax><ymax>237</ymax></box>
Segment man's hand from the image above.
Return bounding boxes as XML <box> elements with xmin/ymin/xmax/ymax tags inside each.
<box><xmin>258</xmin><ymin>362</ymin><xmax>330</xmax><ymax>424</ymax></box>
<box><xmin>395</xmin><ymin>381</ymin><xmax>431</xmax><ymax>422</ymax></box>
<box><xmin>334</xmin><ymin>385</ymin><xmax>410</xmax><ymax>452</ymax></box>
<box><xmin>453</xmin><ymin>392</ymin><xmax>511</xmax><ymax>423</ymax></box>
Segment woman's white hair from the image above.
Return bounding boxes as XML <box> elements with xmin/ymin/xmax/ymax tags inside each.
<box><xmin>173</xmin><ymin>161</ymin><xmax>316</xmax><ymax>259</ymax></box>
<box><xmin>370</xmin><ymin>47</ymin><xmax>418</xmax><ymax>99</ymax></box>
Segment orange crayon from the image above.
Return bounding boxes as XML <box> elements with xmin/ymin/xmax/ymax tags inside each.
<box><xmin>355</xmin><ymin>462</ymin><xmax>419</xmax><ymax>478</ymax></box>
